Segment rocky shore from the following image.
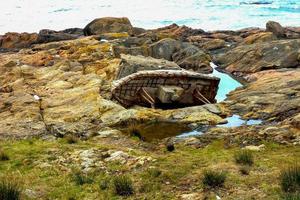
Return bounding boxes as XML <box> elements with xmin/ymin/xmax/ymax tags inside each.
<box><xmin>0</xmin><ymin>17</ymin><xmax>299</xmax><ymax>199</ymax></box>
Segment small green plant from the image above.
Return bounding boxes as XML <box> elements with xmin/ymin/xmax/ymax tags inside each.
<box><xmin>113</xmin><ymin>175</ymin><xmax>134</xmax><ymax>196</ymax></box>
<box><xmin>65</xmin><ymin>135</ymin><xmax>78</xmax><ymax>144</ymax></box>
<box><xmin>283</xmin><ymin>192</ymin><xmax>300</xmax><ymax>200</ymax></box>
<box><xmin>139</xmin><ymin>181</ymin><xmax>161</xmax><ymax>193</ymax></box>
<box><xmin>202</xmin><ymin>170</ymin><xmax>227</xmax><ymax>188</ymax></box>
<box><xmin>0</xmin><ymin>150</ymin><xmax>9</xmax><ymax>161</ymax></box>
<box><xmin>280</xmin><ymin>165</ymin><xmax>300</xmax><ymax>193</ymax></box>
<box><xmin>234</xmin><ymin>150</ymin><xmax>254</xmax><ymax>166</ymax></box>
<box><xmin>99</xmin><ymin>178</ymin><xmax>110</xmax><ymax>190</ymax></box>
<box><xmin>72</xmin><ymin>171</ymin><xmax>94</xmax><ymax>185</ymax></box>
<box><xmin>239</xmin><ymin>165</ymin><xmax>251</xmax><ymax>175</ymax></box>
<box><xmin>146</xmin><ymin>168</ymin><xmax>162</xmax><ymax>178</ymax></box>
<box><xmin>0</xmin><ymin>180</ymin><xmax>21</xmax><ymax>200</ymax></box>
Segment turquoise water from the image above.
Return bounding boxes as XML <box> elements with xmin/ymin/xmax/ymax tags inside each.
<box><xmin>0</xmin><ymin>0</ymin><xmax>300</xmax><ymax>34</ymax></box>
<box><xmin>211</xmin><ymin>63</ymin><xmax>242</xmax><ymax>102</ymax></box>
<box><xmin>178</xmin><ymin>115</ymin><xmax>262</xmax><ymax>137</ymax></box>
<box><xmin>217</xmin><ymin>115</ymin><xmax>262</xmax><ymax>127</ymax></box>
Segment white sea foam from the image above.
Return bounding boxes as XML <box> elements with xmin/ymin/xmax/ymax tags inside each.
<box><xmin>0</xmin><ymin>0</ymin><xmax>299</xmax><ymax>34</ymax></box>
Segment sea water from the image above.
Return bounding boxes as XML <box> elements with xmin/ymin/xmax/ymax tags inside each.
<box><xmin>0</xmin><ymin>0</ymin><xmax>300</xmax><ymax>34</ymax></box>
<box><xmin>211</xmin><ymin>63</ymin><xmax>242</xmax><ymax>102</ymax></box>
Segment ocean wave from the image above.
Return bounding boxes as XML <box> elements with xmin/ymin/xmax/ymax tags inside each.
<box><xmin>0</xmin><ymin>0</ymin><xmax>300</xmax><ymax>34</ymax></box>
<box><xmin>240</xmin><ymin>1</ymin><xmax>273</xmax><ymax>5</ymax></box>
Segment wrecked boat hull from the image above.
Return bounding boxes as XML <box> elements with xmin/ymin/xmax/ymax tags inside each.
<box><xmin>112</xmin><ymin>70</ymin><xmax>220</xmax><ymax>108</ymax></box>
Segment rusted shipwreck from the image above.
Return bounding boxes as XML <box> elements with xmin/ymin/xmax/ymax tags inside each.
<box><xmin>112</xmin><ymin>69</ymin><xmax>220</xmax><ymax>108</ymax></box>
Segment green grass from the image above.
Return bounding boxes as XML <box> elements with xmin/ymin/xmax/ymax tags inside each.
<box><xmin>113</xmin><ymin>175</ymin><xmax>134</xmax><ymax>196</ymax></box>
<box><xmin>202</xmin><ymin>170</ymin><xmax>227</xmax><ymax>188</ymax></box>
<box><xmin>280</xmin><ymin>165</ymin><xmax>300</xmax><ymax>193</ymax></box>
<box><xmin>71</xmin><ymin>171</ymin><xmax>94</xmax><ymax>185</ymax></box>
<box><xmin>0</xmin><ymin>139</ymin><xmax>298</xmax><ymax>199</ymax></box>
<box><xmin>283</xmin><ymin>192</ymin><xmax>300</xmax><ymax>200</ymax></box>
<box><xmin>146</xmin><ymin>168</ymin><xmax>162</xmax><ymax>178</ymax></box>
<box><xmin>239</xmin><ymin>165</ymin><xmax>251</xmax><ymax>175</ymax></box>
<box><xmin>0</xmin><ymin>179</ymin><xmax>21</xmax><ymax>200</ymax></box>
<box><xmin>234</xmin><ymin>150</ymin><xmax>254</xmax><ymax>166</ymax></box>
<box><xmin>99</xmin><ymin>178</ymin><xmax>110</xmax><ymax>191</ymax></box>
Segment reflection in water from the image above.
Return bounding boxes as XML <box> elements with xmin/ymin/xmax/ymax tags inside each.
<box><xmin>178</xmin><ymin>115</ymin><xmax>263</xmax><ymax>138</ymax></box>
<box><xmin>177</xmin><ymin>129</ymin><xmax>203</xmax><ymax>138</ymax></box>
<box><xmin>123</xmin><ymin>121</ymin><xmax>191</xmax><ymax>141</ymax></box>
<box><xmin>217</xmin><ymin>115</ymin><xmax>262</xmax><ymax>128</ymax></box>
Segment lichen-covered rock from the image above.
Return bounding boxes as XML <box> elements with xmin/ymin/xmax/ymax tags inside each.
<box><xmin>37</xmin><ymin>29</ymin><xmax>82</xmax><ymax>43</ymax></box>
<box><xmin>83</xmin><ymin>17</ymin><xmax>134</xmax><ymax>36</ymax></box>
<box><xmin>226</xmin><ymin>69</ymin><xmax>300</xmax><ymax>124</ymax></box>
<box><xmin>242</xmin><ymin>32</ymin><xmax>277</xmax><ymax>45</ymax></box>
<box><xmin>0</xmin><ymin>32</ymin><xmax>38</xmax><ymax>49</ymax></box>
<box><xmin>187</xmin><ymin>36</ymin><xmax>226</xmax><ymax>50</ymax></box>
<box><xmin>149</xmin><ymin>38</ymin><xmax>182</xmax><ymax>60</ymax></box>
<box><xmin>0</xmin><ymin>35</ymin><xmax>225</xmax><ymax>138</ymax></box>
<box><xmin>172</xmin><ymin>46</ymin><xmax>212</xmax><ymax>73</ymax></box>
<box><xmin>215</xmin><ymin>39</ymin><xmax>300</xmax><ymax>74</ymax></box>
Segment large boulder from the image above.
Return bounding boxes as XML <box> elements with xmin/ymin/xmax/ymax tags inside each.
<box><xmin>285</xmin><ymin>27</ymin><xmax>300</xmax><ymax>39</ymax></box>
<box><xmin>149</xmin><ymin>38</ymin><xmax>182</xmax><ymax>60</ymax></box>
<box><xmin>187</xmin><ymin>36</ymin><xmax>226</xmax><ymax>50</ymax></box>
<box><xmin>116</xmin><ymin>54</ymin><xmax>181</xmax><ymax>79</ymax></box>
<box><xmin>242</xmin><ymin>32</ymin><xmax>277</xmax><ymax>45</ymax></box>
<box><xmin>112</xmin><ymin>37</ymin><xmax>152</xmax><ymax>58</ymax></box>
<box><xmin>227</xmin><ymin>68</ymin><xmax>300</xmax><ymax>123</ymax></box>
<box><xmin>215</xmin><ymin>39</ymin><xmax>300</xmax><ymax>74</ymax></box>
<box><xmin>266</xmin><ymin>21</ymin><xmax>285</xmax><ymax>38</ymax></box>
<box><xmin>83</xmin><ymin>17</ymin><xmax>134</xmax><ymax>36</ymax></box>
<box><xmin>172</xmin><ymin>46</ymin><xmax>212</xmax><ymax>73</ymax></box>
<box><xmin>37</xmin><ymin>28</ymin><xmax>83</xmax><ymax>43</ymax></box>
<box><xmin>0</xmin><ymin>32</ymin><xmax>38</xmax><ymax>49</ymax></box>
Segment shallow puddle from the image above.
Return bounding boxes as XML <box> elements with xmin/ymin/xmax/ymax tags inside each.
<box><xmin>217</xmin><ymin>114</ymin><xmax>262</xmax><ymax>128</ymax></box>
<box><xmin>122</xmin><ymin>121</ymin><xmax>192</xmax><ymax>141</ymax></box>
<box><xmin>177</xmin><ymin>115</ymin><xmax>263</xmax><ymax>138</ymax></box>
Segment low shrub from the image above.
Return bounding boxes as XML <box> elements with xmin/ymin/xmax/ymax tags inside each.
<box><xmin>99</xmin><ymin>178</ymin><xmax>110</xmax><ymax>190</ymax></box>
<box><xmin>146</xmin><ymin>168</ymin><xmax>162</xmax><ymax>178</ymax></box>
<box><xmin>202</xmin><ymin>170</ymin><xmax>226</xmax><ymax>188</ymax></box>
<box><xmin>72</xmin><ymin>171</ymin><xmax>94</xmax><ymax>185</ymax></box>
<box><xmin>113</xmin><ymin>175</ymin><xmax>134</xmax><ymax>196</ymax></box>
<box><xmin>234</xmin><ymin>150</ymin><xmax>254</xmax><ymax>166</ymax></box>
<box><xmin>65</xmin><ymin>135</ymin><xmax>78</xmax><ymax>144</ymax></box>
<box><xmin>239</xmin><ymin>165</ymin><xmax>251</xmax><ymax>175</ymax></box>
<box><xmin>0</xmin><ymin>180</ymin><xmax>21</xmax><ymax>200</ymax></box>
<box><xmin>283</xmin><ymin>192</ymin><xmax>300</xmax><ymax>200</ymax></box>
<box><xmin>0</xmin><ymin>150</ymin><xmax>9</xmax><ymax>161</ymax></box>
<box><xmin>166</xmin><ymin>143</ymin><xmax>175</xmax><ymax>152</ymax></box>
<box><xmin>280</xmin><ymin>165</ymin><xmax>300</xmax><ymax>193</ymax></box>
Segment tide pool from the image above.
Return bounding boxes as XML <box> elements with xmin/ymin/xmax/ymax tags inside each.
<box><xmin>211</xmin><ymin>63</ymin><xmax>242</xmax><ymax>102</ymax></box>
